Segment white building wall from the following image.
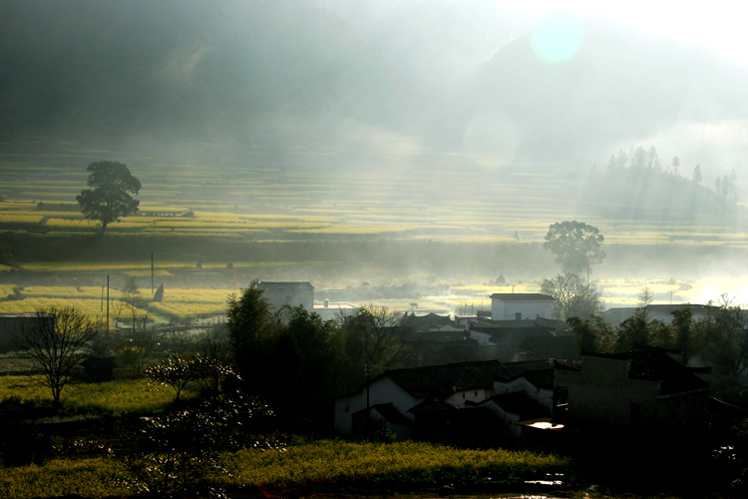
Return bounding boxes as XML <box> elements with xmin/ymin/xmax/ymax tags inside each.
<box><xmin>444</xmin><ymin>388</ymin><xmax>491</xmax><ymax>407</ymax></box>
<box><xmin>469</xmin><ymin>330</ymin><xmax>492</xmax><ymax>345</ymax></box>
<box><xmin>334</xmin><ymin>376</ymin><xmax>421</xmax><ymax>436</ymax></box>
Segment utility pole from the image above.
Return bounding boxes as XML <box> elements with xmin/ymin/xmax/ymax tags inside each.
<box><xmin>106</xmin><ymin>275</ymin><xmax>110</xmax><ymax>335</ymax></box>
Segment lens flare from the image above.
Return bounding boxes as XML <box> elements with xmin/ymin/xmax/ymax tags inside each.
<box><xmin>531</xmin><ymin>11</ymin><xmax>585</xmax><ymax>65</ymax></box>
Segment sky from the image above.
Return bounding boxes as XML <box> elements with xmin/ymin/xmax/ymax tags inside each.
<box><xmin>493</xmin><ymin>1</ymin><xmax>748</xmax><ymax>66</ymax></box>
<box><xmin>3</xmin><ymin>0</ymin><xmax>748</xmax><ymax>178</ymax></box>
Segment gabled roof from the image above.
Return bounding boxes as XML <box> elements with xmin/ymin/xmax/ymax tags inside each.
<box><xmin>408</xmin><ymin>330</ymin><xmax>467</xmax><ymax>343</ymax></box>
<box><xmin>490</xmin><ymin>293</ymin><xmax>554</xmax><ymax>301</ymax></box>
<box><xmin>400</xmin><ymin>312</ymin><xmax>456</xmax><ymax>331</ymax></box>
<box><xmin>352</xmin><ymin>403</ymin><xmax>412</xmax><ymax>426</ymax></box>
<box><xmin>381</xmin><ymin>360</ymin><xmax>507</xmax><ymax>398</ymax></box>
<box><xmin>581</xmin><ymin>347</ymin><xmax>710</xmax><ymax>395</ymax></box>
<box><xmin>408</xmin><ymin>399</ymin><xmax>459</xmax><ymax>416</ymax></box>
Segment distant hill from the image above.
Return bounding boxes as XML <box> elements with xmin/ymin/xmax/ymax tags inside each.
<box><xmin>472</xmin><ymin>24</ymin><xmax>748</xmax><ymax>162</ymax></box>
<box><xmin>579</xmin><ymin>167</ymin><xmax>740</xmax><ymax>229</ymax></box>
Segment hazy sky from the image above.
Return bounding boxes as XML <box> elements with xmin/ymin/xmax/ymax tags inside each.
<box><xmin>3</xmin><ymin>0</ymin><xmax>748</xmax><ymax>179</ymax></box>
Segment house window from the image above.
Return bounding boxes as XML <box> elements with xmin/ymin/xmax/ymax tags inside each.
<box><xmin>515</xmin><ymin>312</ymin><xmax>522</xmax><ymax>320</ymax></box>
<box><xmin>474</xmin><ymin>391</ymin><xmax>478</xmax><ymax>396</ymax></box>
<box><xmin>462</xmin><ymin>393</ymin><xmax>465</xmax><ymax>399</ymax></box>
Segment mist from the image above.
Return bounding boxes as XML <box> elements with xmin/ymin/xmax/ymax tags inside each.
<box><xmin>2</xmin><ymin>0</ymin><xmax>748</xmax><ymax>307</ymax></box>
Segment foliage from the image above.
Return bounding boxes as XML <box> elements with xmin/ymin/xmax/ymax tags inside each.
<box><xmin>143</xmin><ymin>353</ymin><xmax>239</xmax><ymax>401</ymax></box>
<box><xmin>226</xmin><ymin>281</ymin><xmax>279</xmax><ymax>385</ymax></box>
<box><xmin>693</xmin><ymin>296</ymin><xmax>748</xmax><ymax>377</ymax></box>
<box><xmin>15</xmin><ymin>306</ymin><xmax>100</xmax><ymax>406</ymax></box>
<box><xmin>264</xmin><ymin>306</ymin><xmax>348</xmax><ymax>421</ymax></box>
<box><xmin>143</xmin><ymin>354</ymin><xmax>196</xmax><ymax>401</ymax></box>
<box><xmin>566</xmin><ymin>315</ymin><xmax>616</xmax><ymax>354</ymax></box>
<box><xmin>340</xmin><ymin>304</ymin><xmax>413</xmax><ymax>385</ymax></box>
<box><xmin>76</xmin><ymin>161</ymin><xmax>141</xmax><ymax>234</ymax></box>
<box><xmin>540</xmin><ymin>272</ymin><xmax>602</xmax><ymax>320</ymax></box>
<box><xmin>124</xmin><ymin>391</ymin><xmax>279</xmax><ymax>499</ymax></box>
<box><xmin>543</xmin><ymin>220</ymin><xmax>605</xmax><ymax>275</ymax></box>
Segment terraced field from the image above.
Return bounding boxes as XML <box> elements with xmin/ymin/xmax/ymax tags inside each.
<box><xmin>0</xmin><ymin>138</ymin><xmax>745</xmax><ymax>320</ymax></box>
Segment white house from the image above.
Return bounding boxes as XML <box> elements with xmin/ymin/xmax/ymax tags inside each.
<box><xmin>334</xmin><ymin>359</ymin><xmax>555</xmax><ymax>441</ymax></box>
<box><xmin>490</xmin><ymin>293</ymin><xmax>554</xmax><ymax>321</ymax></box>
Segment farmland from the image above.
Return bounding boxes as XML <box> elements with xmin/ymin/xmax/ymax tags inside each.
<box><xmin>0</xmin><ymin>138</ymin><xmax>746</xmax><ymax>321</ymax></box>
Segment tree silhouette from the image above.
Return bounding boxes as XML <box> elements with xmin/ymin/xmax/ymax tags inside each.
<box><xmin>543</xmin><ymin>221</ymin><xmax>605</xmax><ymax>277</ymax></box>
<box><xmin>16</xmin><ymin>306</ymin><xmax>99</xmax><ymax>406</ymax></box>
<box><xmin>76</xmin><ymin>161</ymin><xmax>141</xmax><ymax>234</ymax></box>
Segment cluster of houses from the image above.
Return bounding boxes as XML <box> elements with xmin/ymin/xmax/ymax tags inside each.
<box><xmin>0</xmin><ymin>281</ymin><xmax>715</xmax><ymax>447</ymax></box>
<box><xmin>259</xmin><ymin>282</ymin><xmax>712</xmax><ymax>444</ymax></box>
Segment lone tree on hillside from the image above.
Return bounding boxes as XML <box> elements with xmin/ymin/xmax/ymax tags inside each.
<box><xmin>16</xmin><ymin>306</ymin><xmax>100</xmax><ymax>406</ymax></box>
<box><xmin>544</xmin><ymin>220</ymin><xmax>605</xmax><ymax>277</ymax></box>
<box><xmin>76</xmin><ymin>161</ymin><xmax>141</xmax><ymax>234</ymax></box>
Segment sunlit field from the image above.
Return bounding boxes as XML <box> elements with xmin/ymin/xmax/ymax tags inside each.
<box><xmin>0</xmin><ymin>152</ymin><xmax>743</xmax><ymax>245</ymax></box>
<box><xmin>0</xmin><ymin>440</ymin><xmax>569</xmax><ymax>499</ymax></box>
<box><xmin>0</xmin><ymin>377</ymin><xmax>191</xmax><ymax>413</ymax></box>
<box><xmin>0</xmin><ymin>142</ymin><xmax>746</xmax><ymax>319</ymax></box>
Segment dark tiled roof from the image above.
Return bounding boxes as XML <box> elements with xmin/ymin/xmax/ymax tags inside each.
<box><xmin>489</xmin><ymin>391</ymin><xmax>550</xmax><ymax>420</ymax></box>
<box><xmin>352</xmin><ymin>403</ymin><xmax>412</xmax><ymax>426</ymax></box>
<box><xmin>383</xmin><ymin>360</ymin><xmax>507</xmax><ymax>398</ymax></box>
<box><xmin>490</xmin><ymin>293</ymin><xmax>554</xmax><ymax>301</ymax></box>
<box><xmin>400</xmin><ymin>312</ymin><xmax>455</xmax><ymax>330</ymax></box>
<box><xmin>408</xmin><ymin>399</ymin><xmax>459</xmax><ymax>416</ymax></box>
<box><xmin>377</xmin><ymin>359</ymin><xmax>557</xmax><ymax>399</ymax></box>
<box><xmin>583</xmin><ymin>347</ymin><xmax>710</xmax><ymax>395</ymax></box>
<box><xmin>409</xmin><ymin>330</ymin><xmax>467</xmax><ymax>343</ymax></box>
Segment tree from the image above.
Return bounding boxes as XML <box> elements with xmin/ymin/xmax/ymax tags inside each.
<box><xmin>143</xmin><ymin>353</ymin><xmax>196</xmax><ymax>401</ymax></box>
<box><xmin>567</xmin><ymin>315</ymin><xmax>616</xmax><ymax>355</ymax></box>
<box><xmin>540</xmin><ymin>273</ymin><xmax>602</xmax><ymax>321</ymax></box>
<box><xmin>143</xmin><ymin>353</ymin><xmax>239</xmax><ymax>402</ymax></box>
<box><xmin>76</xmin><ymin>161</ymin><xmax>141</xmax><ymax>234</ymax></box>
<box><xmin>16</xmin><ymin>306</ymin><xmax>100</xmax><ymax>406</ymax></box>
<box><xmin>692</xmin><ymin>165</ymin><xmax>702</xmax><ymax>184</ymax></box>
<box><xmin>340</xmin><ymin>305</ymin><xmax>413</xmax><ymax>384</ymax></box>
<box><xmin>543</xmin><ymin>221</ymin><xmax>605</xmax><ymax>276</ymax></box>
<box><xmin>225</xmin><ymin>281</ymin><xmax>279</xmax><ymax>384</ymax></box>
<box><xmin>693</xmin><ymin>296</ymin><xmax>748</xmax><ymax>377</ymax></box>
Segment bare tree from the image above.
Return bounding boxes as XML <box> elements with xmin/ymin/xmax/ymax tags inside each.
<box><xmin>341</xmin><ymin>305</ymin><xmax>413</xmax><ymax>379</ymax></box>
<box><xmin>540</xmin><ymin>273</ymin><xmax>602</xmax><ymax>320</ymax></box>
<box><xmin>16</xmin><ymin>306</ymin><xmax>100</xmax><ymax>406</ymax></box>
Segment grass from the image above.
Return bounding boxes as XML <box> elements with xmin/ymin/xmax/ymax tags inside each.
<box><xmin>0</xmin><ymin>440</ymin><xmax>570</xmax><ymax>499</ymax></box>
<box><xmin>221</xmin><ymin>440</ymin><xmax>569</xmax><ymax>489</ymax></box>
<box><xmin>0</xmin><ymin>377</ymin><xmax>192</xmax><ymax>413</ymax></box>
